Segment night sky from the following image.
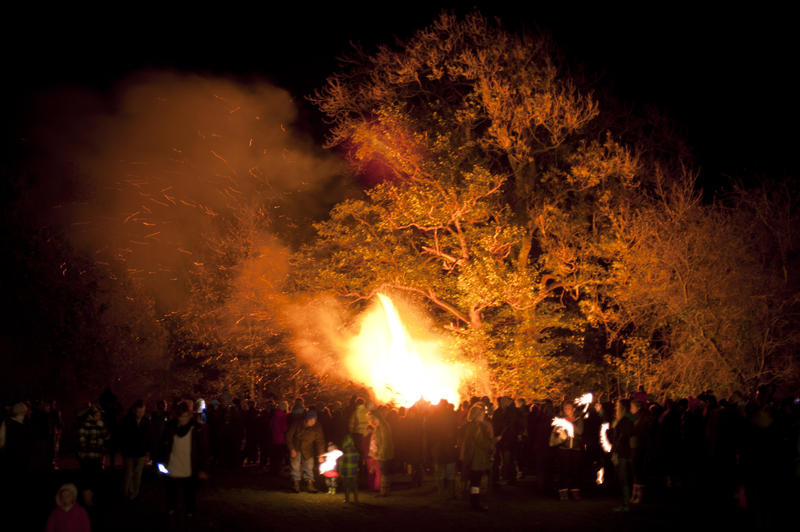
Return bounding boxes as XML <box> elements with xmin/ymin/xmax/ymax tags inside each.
<box><xmin>2</xmin><ymin>5</ymin><xmax>795</xmax><ymax>188</ymax></box>
<box><xmin>0</xmin><ymin>4</ymin><xmax>796</xmax><ymax>402</ymax></box>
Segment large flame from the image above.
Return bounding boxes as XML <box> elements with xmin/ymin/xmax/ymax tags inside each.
<box><xmin>345</xmin><ymin>293</ymin><xmax>470</xmax><ymax>407</ymax></box>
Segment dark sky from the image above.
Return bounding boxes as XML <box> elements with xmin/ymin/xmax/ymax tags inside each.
<box><xmin>3</xmin><ymin>5</ymin><xmax>795</xmax><ymax>188</ymax></box>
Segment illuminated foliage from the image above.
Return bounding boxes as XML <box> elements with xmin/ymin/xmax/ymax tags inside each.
<box><xmin>306</xmin><ymin>12</ymin><xmax>800</xmax><ymax>398</ymax></box>
<box><xmin>305</xmin><ymin>12</ymin><xmax>626</xmax><ymax>397</ymax></box>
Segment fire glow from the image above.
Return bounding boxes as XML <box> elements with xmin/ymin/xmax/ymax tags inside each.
<box><xmin>345</xmin><ymin>293</ymin><xmax>472</xmax><ymax>407</ymax></box>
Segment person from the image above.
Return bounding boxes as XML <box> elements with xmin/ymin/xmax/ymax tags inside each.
<box><xmin>428</xmin><ymin>399</ymin><xmax>459</xmax><ymax>498</ymax></box>
<box><xmin>119</xmin><ymin>400</ymin><xmax>151</xmax><ymax>500</ymax></box>
<box><xmin>366</xmin><ymin>409</ymin><xmax>394</xmax><ymax>496</ymax></box>
<box><xmin>269</xmin><ymin>401</ymin><xmax>289</xmax><ymax>475</ymax></box>
<box><xmin>45</xmin><ymin>483</ymin><xmax>91</xmax><ymax>532</ymax></box>
<box><xmin>0</xmin><ymin>402</ymin><xmax>31</xmax><ymax>509</ymax></box>
<box><xmin>156</xmin><ymin>402</ymin><xmax>210</xmax><ymax>517</ymax></box>
<box><xmin>628</xmin><ymin>399</ymin><xmax>649</xmax><ymax>504</ymax></box>
<box><xmin>150</xmin><ymin>400</ymin><xmax>169</xmax><ymax>454</ymax></box>
<box><xmin>320</xmin><ymin>442</ymin><xmax>342</xmax><ymax>494</ymax></box>
<box><xmin>348</xmin><ymin>397</ymin><xmax>370</xmax><ymax>484</ymax></box>
<box><xmin>286</xmin><ymin>409</ymin><xmax>325</xmax><ymax>493</ymax></box>
<box><xmin>492</xmin><ymin>396</ymin><xmax>522</xmax><ymax>486</ymax></box>
<box><xmin>77</xmin><ymin>406</ymin><xmax>109</xmax><ymax>507</ymax></box>
<box><xmin>339</xmin><ymin>433</ymin><xmax>360</xmax><ymax>503</ymax></box>
<box><xmin>460</xmin><ymin>403</ymin><xmax>495</xmax><ymax>511</ymax></box>
<box><xmin>549</xmin><ymin>401</ymin><xmax>585</xmax><ymax>501</ymax></box>
<box><xmin>611</xmin><ymin>399</ymin><xmax>635</xmax><ymax>512</ymax></box>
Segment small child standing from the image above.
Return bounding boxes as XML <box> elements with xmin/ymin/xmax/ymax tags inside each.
<box><xmin>339</xmin><ymin>434</ymin><xmax>360</xmax><ymax>503</ymax></box>
<box><xmin>320</xmin><ymin>442</ymin><xmax>343</xmax><ymax>494</ymax></box>
<box><xmin>46</xmin><ymin>483</ymin><xmax>91</xmax><ymax>532</ymax></box>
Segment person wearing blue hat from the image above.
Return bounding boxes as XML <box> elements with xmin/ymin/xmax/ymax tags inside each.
<box><xmin>286</xmin><ymin>409</ymin><xmax>326</xmax><ymax>492</ymax></box>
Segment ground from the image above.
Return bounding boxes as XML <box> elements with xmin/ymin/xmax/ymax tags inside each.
<box><xmin>21</xmin><ymin>461</ymin><xmax>754</xmax><ymax>532</ymax></box>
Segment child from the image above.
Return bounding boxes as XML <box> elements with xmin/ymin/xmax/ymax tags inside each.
<box><xmin>320</xmin><ymin>442</ymin><xmax>343</xmax><ymax>494</ymax></box>
<box><xmin>46</xmin><ymin>483</ymin><xmax>91</xmax><ymax>532</ymax></box>
<box><xmin>339</xmin><ymin>434</ymin><xmax>360</xmax><ymax>503</ymax></box>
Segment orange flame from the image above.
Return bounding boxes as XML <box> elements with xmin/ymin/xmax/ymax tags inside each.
<box><xmin>345</xmin><ymin>293</ymin><xmax>471</xmax><ymax>407</ymax></box>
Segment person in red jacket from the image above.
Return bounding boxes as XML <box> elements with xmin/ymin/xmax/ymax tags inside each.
<box><xmin>46</xmin><ymin>483</ymin><xmax>91</xmax><ymax>532</ymax></box>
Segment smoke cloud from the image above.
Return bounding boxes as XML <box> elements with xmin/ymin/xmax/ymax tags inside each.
<box><xmin>30</xmin><ymin>70</ymin><xmax>353</xmax><ymax>313</ymax></box>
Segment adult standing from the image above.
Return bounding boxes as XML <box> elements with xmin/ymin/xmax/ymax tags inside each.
<box><xmin>460</xmin><ymin>403</ymin><xmax>495</xmax><ymax>511</ymax></box>
<box><xmin>366</xmin><ymin>409</ymin><xmax>394</xmax><ymax>496</ymax></box>
<box><xmin>286</xmin><ymin>410</ymin><xmax>325</xmax><ymax>493</ymax></box>
<box><xmin>269</xmin><ymin>401</ymin><xmax>289</xmax><ymax>475</ymax></box>
<box><xmin>119</xmin><ymin>400</ymin><xmax>151</xmax><ymax>500</ymax></box>
<box><xmin>77</xmin><ymin>406</ymin><xmax>109</xmax><ymax>508</ymax></box>
<box><xmin>428</xmin><ymin>400</ymin><xmax>459</xmax><ymax>498</ymax></box>
<box><xmin>0</xmin><ymin>402</ymin><xmax>32</xmax><ymax>510</ymax></box>
<box><xmin>157</xmin><ymin>402</ymin><xmax>210</xmax><ymax>518</ymax></box>
<box><xmin>611</xmin><ymin>399</ymin><xmax>635</xmax><ymax>512</ymax></box>
<box><xmin>550</xmin><ymin>402</ymin><xmax>585</xmax><ymax>501</ymax></box>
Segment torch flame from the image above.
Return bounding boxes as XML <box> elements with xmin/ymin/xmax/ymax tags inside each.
<box><xmin>575</xmin><ymin>392</ymin><xmax>593</xmax><ymax>414</ymax></box>
<box><xmin>345</xmin><ymin>293</ymin><xmax>471</xmax><ymax>407</ymax></box>
<box><xmin>551</xmin><ymin>417</ymin><xmax>575</xmax><ymax>439</ymax></box>
<box><xmin>600</xmin><ymin>422</ymin><xmax>612</xmax><ymax>453</ymax></box>
<box><xmin>596</xmin><ymin>467</ymin><xmax>605</xmax><ymax>485</ymax></box>
<box><xmin>320</xmin><ymin>449</ymin><xmax>343</xmax><ymax>475</ymax></box>
<box><xmin>575</xmin><ymin>392</ymin><xmax>593</xmax><ymax>407</ymax></box>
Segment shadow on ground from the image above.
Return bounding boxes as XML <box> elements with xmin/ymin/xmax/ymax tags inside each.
<box><xmin>13</xmin><ymin>464</ymin><xmax>755</xmax><ymax>532</ymax></box>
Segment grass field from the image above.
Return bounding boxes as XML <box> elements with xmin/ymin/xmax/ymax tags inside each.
<box><xmin>21</xmin><ymin>462</ymin><xmax>757</xmax><ymax>532</ymax></box>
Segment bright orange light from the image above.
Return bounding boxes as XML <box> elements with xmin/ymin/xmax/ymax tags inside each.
<box><xmin>345</xmin><ymin>293</ymin><xmax>472</xmax><ymax>407</ymax></box>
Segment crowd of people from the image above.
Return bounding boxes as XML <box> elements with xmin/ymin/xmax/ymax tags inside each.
<box><xmin>1</xmin><ymin>384</ymin><xmax>798</xmax><ymax>528</ymax></box>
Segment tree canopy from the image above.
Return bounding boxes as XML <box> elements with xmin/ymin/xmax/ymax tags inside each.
<box><xmin>303</xmin><ymin>12</ymin><xmax>799</xmax><ymax>398</ymax></box>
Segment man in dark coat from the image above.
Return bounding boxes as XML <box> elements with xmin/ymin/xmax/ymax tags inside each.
<box><xmin>286</xmin><ymin>410</ymin><xmax>325</xmax><ymax>493</ymax></box>
<box><xmin>427</xmin><ymin>400</ymin><xmax>459</xmax><ymax>497</ymax></box>
<box><xmin>119</xmin><ymin>400</ymin><xmax>151</xmax><ymax>500</ymax></box>
<box><xmin>492</xmin><ymin>396</ymin><xmax>523</xmax><ymax>485</ymax></box>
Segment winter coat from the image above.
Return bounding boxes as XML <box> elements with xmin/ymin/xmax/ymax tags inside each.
<box><xmin>45</xmin><ymin>504</ymin><xmax>91</xmax><ymax>532</ymax></box>
<box><xmin>611</xmin><ymin>414</ymin><xmax>635</xmax><ymax>460</ymax></box>
<box><xmin>493</xmin><ymin>405</ymin><xmax>523</xmax><ymax>451</ymax></box>
<box><xmin>348</xmin><ymin>404</ymin><xmax>369</xmax><ymax>436</ymax></box>
<box><xmin>156</xmin><ymin>420</ymin><xmax>210</xmax><ymax>477</ymax></box>
<box><xmin>77</xmin><ymin>416</ymin><xmax>109</xmax><ymax>461</ymax></box>
<box><xmin>427</xmin><ymin>406</ymin><xmax>459</xmax><ymax>464</ymax></box>
<box><xmin>339</xmin><ymin>434</ymin><xmax>360</xmax><ymax>479</ymax></box>
<box><xmin>286</xmin><ymin>420</ymin><xmax>325</xmax><ymax>460</ymax></box>
<box><xmin>461</xmin><ymin>420</ymin><xmax>494</xmax><ymax>472</ymax></box>
<box><xmin>369</xmin><ymin>420</ymin><xmax>394</xmax><ymax>462</ymax></box>
<box><xmin>270</xmin><ymin>409</ymin><xmax>288</xmax><ymax>445</ymax></box>
<box><xmin>118</xmin><ymin>413</ymin><xmax>152</xmax><ymax>458</ymax></box>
